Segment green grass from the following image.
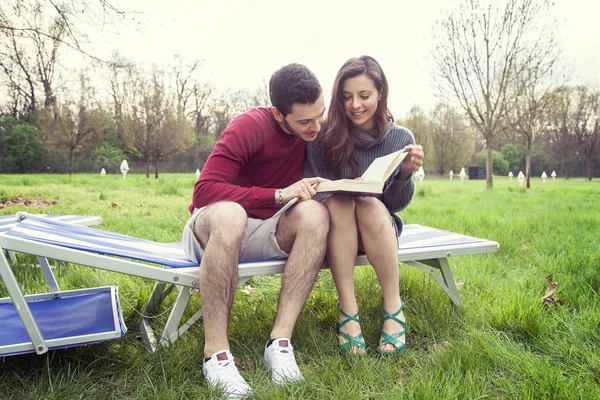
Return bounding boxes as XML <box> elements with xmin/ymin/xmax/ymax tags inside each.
<box><xmin>0</xmin><ymin>174</ymin><xmax>599</xmax><ymax>399</ymax></box>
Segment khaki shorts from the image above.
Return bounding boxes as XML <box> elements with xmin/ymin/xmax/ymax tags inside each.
<box><xmin>182</xmin><ymin>207</ymin><xmax>289</xmax><ymax>264</ymax></box>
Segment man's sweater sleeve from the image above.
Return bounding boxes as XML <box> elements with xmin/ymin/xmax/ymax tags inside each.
<box><xmin>191</xmin><ymin>115</ymin><xmax>275</xmax><ymax>210</ymax></box>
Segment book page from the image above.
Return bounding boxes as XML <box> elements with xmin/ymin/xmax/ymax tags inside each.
<box><xmin>361</xmin><ymin>150</ymin><xmax>407</xmax><ymax>182</ymax></box>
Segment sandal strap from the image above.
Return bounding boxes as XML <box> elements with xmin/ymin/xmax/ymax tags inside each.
<box><xmin>379</xmin><ymin>303</ymin><xmax>406</xmax><ymax>352</ymax></box>
<box><xmin>336</xmin><ymin>304</ymin><xmax>367</xmax><ymax>352</ymax></box>
<box><xmin>383</xmin><ymin>303</ymin><xmax>406</xmax><ymax>328</ymax></box>
<box><xmin>336</xmin><ymin>304</ymin><xmax>360</xmax><ymax>327</ymax></box>
<box><xmin>338</xmin><ymin>331</ymin><xmax>366</xmax><ymax>352</ymax></box>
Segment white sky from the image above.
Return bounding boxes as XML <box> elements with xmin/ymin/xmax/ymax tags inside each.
<box><xmin>85</xmin><ymin>0</ymin><xmax>600</xmax><ymax>118</ymax></box>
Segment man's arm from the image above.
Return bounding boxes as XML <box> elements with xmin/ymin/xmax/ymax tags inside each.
<box><xmin>192</xmin><ymin>115</ymin><xmax>276</xmax><ymax>210</ymax></box>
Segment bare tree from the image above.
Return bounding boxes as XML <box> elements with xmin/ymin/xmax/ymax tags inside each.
<box><xmin>429</xmin><ymin>102</ymin><xmax>474</xmax><ymax>175</ymax></box>
<box><xmin>431</xmin><ymin>0</ymin><xmax>556</xmax><ymax>188</ymax></box>
<box><xmin>38</xmin><ymin>72</ymin><xmax>108</xmax><ymax>174</ymax></box>
<box><xmin>120</xmin><ymin>67</ymin><xmax>193</xmax><ymax>178</ymax></box>
<box><xmin>569</xmin><ymin>86</ymin><xmax>599</xmax><ymax>180</ymax></box>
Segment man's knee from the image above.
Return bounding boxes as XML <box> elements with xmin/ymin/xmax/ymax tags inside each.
<box><xmin>196</xmin><ymin>202</ymin><xmax>247</xmax><ymax>246</ymax></box>
<box><xmin>292</xmin><ymin>200</ymin><xmax>329</xmax><ymax>236</ymax></box>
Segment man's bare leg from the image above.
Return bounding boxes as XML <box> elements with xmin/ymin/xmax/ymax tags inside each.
<box><xmin>270</xmin><ymin>200</ymin><xmax>329</xmax><ymax>339</ymax></box>
<box><xmin>193</xmin><ymin>201</ymin><xmax>247</xmax><ymax>357</ymax></box>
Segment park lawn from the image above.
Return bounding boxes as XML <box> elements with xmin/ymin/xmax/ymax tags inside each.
<box><xmin>0</xmin><ymin>174</ymin><xmax>599</xmax><ymax>399</ymax></box>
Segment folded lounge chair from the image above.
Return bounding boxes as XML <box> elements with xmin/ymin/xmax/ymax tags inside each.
<box><xmin>0</xmin><ymin>214</ymin><xmax>124</xmax><ymax>356</ymax></box>
<box><xmin>0</xmin><ymin>214</ymin><xmax>499</xmax><ymax>355</ymax></box>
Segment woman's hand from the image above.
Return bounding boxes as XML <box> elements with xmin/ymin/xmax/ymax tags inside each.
<box><xmin>399</xmin><ymin>144</ymin><xmax>424</xmax><ymax>181</ymax></box>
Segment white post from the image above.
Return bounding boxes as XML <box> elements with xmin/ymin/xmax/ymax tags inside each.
<box><xmin>551</xmin><ymin>171</ymin><xmax>557</xmax><ymax>181</ymax></box>
<box><xmin>459</xmin><ymin>167</ymin><xmax>466</xmax><ymax>182</ymax></box>
<box><xmin>195</xmin><ymin>169</ymin><xmax>201</xmax><ymax>179</ymax></box>
<box><xmin>120</xmin><ymin>160</ymin><xmax>130</xmax><ymax>179</ymax></box>
<box><xmin>449</xmin><ymin>170</ymin><xmax>454</xmax><ymax>180</ymax></box>
<box><xmin>541</xmin><ymin>171</ymin><xmax>547</xmax><ymax>184</ymax></box>
<box><xmin>415</xmin><ymin>166</ymin><xmax>425</xmax><ymax>185</ymax></box>
<box><xmin>518</xmin><ymin>171</ymin><xmax>525</xmax><ymax>187</ymax></box>
<box><xmin>508</xmin><ymin>171</ymin><xmax>513</xmax><ymax>180</ymax></box>
<box><xmin>100</xmin><ymin>168</ymin><xmax>106</xmax><ymax>176</ymax></box>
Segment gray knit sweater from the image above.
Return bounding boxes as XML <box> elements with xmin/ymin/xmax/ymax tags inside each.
<box><xmin>303</xmin><ymin>122</ymin><xmax>416</xmax><ymax>237</ymax></box>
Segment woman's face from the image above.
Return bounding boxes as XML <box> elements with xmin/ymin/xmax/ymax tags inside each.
<box><xmin>342</xmin><ymin>74</ymin><xmax>381</xmax><ymax>131</ymax></box>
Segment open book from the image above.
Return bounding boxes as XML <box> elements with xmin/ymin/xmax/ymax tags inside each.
<box><xmin>315</xmin><ymin>149</ymin><xmax>409</xmax><ymax>195</ymax></box>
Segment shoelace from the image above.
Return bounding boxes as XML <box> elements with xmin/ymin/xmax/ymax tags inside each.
<box><xmin>211</xmin><ymin>360</ymin><xmax>245</xmax><ymax>385</ymax></box>
<box><xmin>272</xmin><ymin>348</ymin><xmax>297</xmax><ymax>369</ymax></box>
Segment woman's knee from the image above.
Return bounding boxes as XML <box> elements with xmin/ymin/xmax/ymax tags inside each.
<box><xmin>354</xmin><ymin>197</ymin><xmax>390</xmax><ymax>231</ymax></box>
<box><xmin>324</xmin><ymin>195</ymin><xmax>356</xmax><ymax>219</ymax></box>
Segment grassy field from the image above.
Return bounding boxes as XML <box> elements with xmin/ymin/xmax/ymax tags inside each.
<box><xmin>0</xmin><ymin>173</ymin><xmax>599</xmax><ymax>399</ymax></box>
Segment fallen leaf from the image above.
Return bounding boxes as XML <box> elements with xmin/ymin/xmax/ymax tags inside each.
<box><xmin>456</xmin><ymin>281</ymin><xmax>465</xmax><ymax>290</ymax></box>
<box><xmin>242</xmin><ymin>285</ymin><xmax>257</xmax><ymax>296</ymax></box>
<box><xmin>111</xmin><ymin>202</ymin><xmax>118</xmax><ymax>207</ymax></box>
<box><xmin>146</xmin><ymin>212</ymin><xmax>151</xmax><ymax>216</ymax></box>
<box><xmin>432</xmin><ymin>341</ymin><xmax>450</xmax><ymax>352</ymax></box>
<box><xmin>542</xmin><ymin>275</ymin><xmax>562</xmax><ymax>305</ymax></box>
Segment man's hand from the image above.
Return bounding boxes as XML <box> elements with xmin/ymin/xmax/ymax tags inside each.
<box><xmin>399</xmin><ymin>144</ymin><xmax>424</xmax><ymax>181</ymax></box>
<box><xmin>277</xmin><ymin>177</ymin><xmax>329</xmax><ymax>204</ymax></box>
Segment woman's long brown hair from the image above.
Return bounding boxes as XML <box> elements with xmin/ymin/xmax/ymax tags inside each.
<box><xmin>321</xmin><ymin>55</ymin><xmax>394</xmax><ymax>177</ymax></box>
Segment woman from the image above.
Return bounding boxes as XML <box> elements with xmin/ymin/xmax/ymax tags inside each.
<box><xmin>304</xmin><ymin>56</ymin><xmax>424</xmax><ymax>355</ymax></box>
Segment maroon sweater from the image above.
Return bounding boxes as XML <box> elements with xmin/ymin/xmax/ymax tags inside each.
<box><xmin>189</xmin><ymin>107</ymin><xmax>305</xmax><ymax>219</ymax></box>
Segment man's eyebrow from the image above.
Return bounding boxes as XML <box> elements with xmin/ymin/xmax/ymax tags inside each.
<box><xmin>298</xmin><ymin>107</ymin><xmax>326</xmax><ymax>122</ymax></box>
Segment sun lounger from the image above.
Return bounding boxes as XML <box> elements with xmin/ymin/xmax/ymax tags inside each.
<box><xmin>0</xmin><ymin>214</ymin><xmax>124</xmax><ymax>356</ymax></box>
<box><xmin>0</xmin><ymin>214</ymin><xmax>499</xmax><ymax>354</ymax></box>
<box><xmin>0</xmin><ymin>213</ymin><xmax>102</xmax><ymax>263</ymax></box>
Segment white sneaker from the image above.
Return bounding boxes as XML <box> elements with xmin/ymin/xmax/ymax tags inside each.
<box><xmin>263</xmin><ymin>338</ymin><xmax>303</xmax><ymax>386</ymax></box>
<box><xmin>203</xmin><ymin>350</ymin><xmax>251</xmax><ymax>398</ymax></box>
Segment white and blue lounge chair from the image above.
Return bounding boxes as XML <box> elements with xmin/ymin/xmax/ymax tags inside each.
<box><xmin>0</xmin><ymin>214</ymin><xmax>499</xmax><ymax>355</ymax></box>
<box><xmin>1</xmin><ymin>213</ymin><xmax>102</xmax><ymax>263</ymax></box>
<box><xmin>0</xmin><ymin>213</ymin><xmax>125</xmax><ymax>357</ymax></box>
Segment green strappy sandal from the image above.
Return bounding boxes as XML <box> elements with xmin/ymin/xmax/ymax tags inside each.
<box><xmin>337</xmin><ymin>304</ymin><xmax>367</xmax><ymax>354</ymax></box>
<box><xmin>378</xmin><ymin>303</ymin><xmax>406</xmax><ymax>356</ymax></box>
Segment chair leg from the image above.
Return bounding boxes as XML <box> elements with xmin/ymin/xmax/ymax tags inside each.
<box><xmin>37</xmin><ymin>257</ymin><xmax>60</xmax><ymax>294</ymax></box>
<box><xmin>402</xmin><ymin>258</ymin><xmax>463</xmax><ymax>307</ymax></box>
<box><xmin>0</xmin><ymin>250</ymin><xmax>47</xmax><ymax>354</ymax></box>
<box><xmin>5</xmin><ymin>249</ymin><xmax>17</xmax><ymax>264</ymax></box>
<box><xmin>139</xmin><ymin>282</ymin><xmax>173</xmax><ymax>352</ymax></box>
<box><xmin>159</xmin><ymin>286</ymin><xmax>193</xmax><ymax>348</ymax></box>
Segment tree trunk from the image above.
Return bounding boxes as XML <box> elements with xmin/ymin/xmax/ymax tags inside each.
<box><xmin>154</xmin><ymin>160</ymin><xmax>159</xmax><ymax>179</ymax></box>
<box><xmin>486</xmin><ymin>145</ymin><xmax>493</xmax><ymax>189</ymax></box>
<box><xmin>145</xmin><ymin>155</ymin><xmax>150</xmax><ymax>178</ymax></box>
<box><xmin>526</xmin><ymin>151</ymin><xmax>531</xmax><ymax>189</ymax></box>
<box><xmin>68</xmin><ymin>148</ymin><xmax>74</xmax><ymax>176</ymax></box>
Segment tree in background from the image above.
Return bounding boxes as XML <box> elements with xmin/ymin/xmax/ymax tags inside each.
<box><xmin>568</xmin><ymin>86</ymin><xmax>599</xmax><ymax>181</ymax></box>
<box><xmin>428</xmin><ymin>102</ymin><xmax>474</xmax><ymax>175</ymax></box>
<box><xmin>0</xmin><ymin>3</ymin><xmax>66</xmax><ymax>115</ymax></box>
<box><xmin>500</xmin><ymin>143</ymin><xmax>522</xmax><ymax>174</ymax></box>
<box><xmin>477</xmin><ymin>149</ymin><xmax>509</xmax><ymax>176</ymax></box>
<box><xmin>431</xmin><ymin>0</ymin><xmax>558</xmax><ymax>188</ymax></box>
<box><xmin>0</xmin><ymin>116</ymin><xmax>46</xmax><ymax>172</ymax></box>
<box><xmin>120</xmin><ymin>67</ymin><xmax>193</xmax><ymax>178</ymax></box>
<box><xmin>38</xmin><ymin>73</ymin><xmax>109</xmax><ymax>175</ymax></box>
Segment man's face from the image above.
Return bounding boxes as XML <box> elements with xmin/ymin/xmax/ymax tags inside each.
<box><xmin>274</xmin><ymin>93</ymin><xmax>326</xmax><ymax>142</ymax></box>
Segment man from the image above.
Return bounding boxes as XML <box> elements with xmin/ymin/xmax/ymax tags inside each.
<box><xmin>182</xmin><ymin>63</ymin><xmax>329</xmax><ymax>398</ymax></box>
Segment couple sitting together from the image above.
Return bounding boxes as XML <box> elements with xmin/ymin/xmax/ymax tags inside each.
<box><xmin>182</xmin><ymin>55</ymin><xmax>425</xmax><ymax>397</ymax></box>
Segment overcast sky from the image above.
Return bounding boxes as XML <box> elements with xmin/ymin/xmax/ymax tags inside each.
<box><xmin>89</xmin><ymin>0</ymin><xmax>600</xmax><ymax>118</ymax></box>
